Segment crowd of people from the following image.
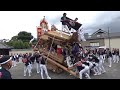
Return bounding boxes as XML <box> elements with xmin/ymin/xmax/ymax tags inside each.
<box><xmin>0</xmin><ymin>44</ymin><xmax>120</xmax><ymax>79</ymax></box>
<box><xmin>9</xmin><ymin>52</ymin><xmax>51</xmax><ymax>79</ymax></box>
<box><xmin>1</xmin><ymin>12</ymin><xmax>120</xmax><ymax>79</ymax></box>
<box><xmin>61</xmin><ymin>42</ymin><xmax>120</xmax><ymax>79</ymax></box>
<box><xmin>10</xmin><ymin>53</ymin><xmax>22</xmax><ymax>67</ymax></box>
<box><xmin>59</xmin><ymin>12</ymin><xmax>120</xmax><ymax>79</ymax></box>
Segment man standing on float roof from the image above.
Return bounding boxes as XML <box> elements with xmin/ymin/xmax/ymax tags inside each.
<box><xmin>0</xmin><ymin>55</ymin><xmax>12</xmax><ymax>79</ymax></box>
<box><xmin>60</xmin><ymin>13</ymin><xmax>72</xmax><ymax>36</ymax></box>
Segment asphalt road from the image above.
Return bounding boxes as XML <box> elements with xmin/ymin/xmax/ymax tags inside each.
<box><xmin>9</xmin><ymin>59</ymin><xmax>120</xmax><ymax>79</ymax></box>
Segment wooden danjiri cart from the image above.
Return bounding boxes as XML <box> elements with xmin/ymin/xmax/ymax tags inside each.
<box><xmin>33</xmin><ymin>17</ymin><xmax>80</xmax><ymax>78</ymax></box>
<box><xmin>35</xmin><ymin>31</ymin><xmax>79</xmax><ymax>78</ymax></box>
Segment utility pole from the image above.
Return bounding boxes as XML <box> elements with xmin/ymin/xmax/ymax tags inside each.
<box><xmin>108</xmin><ymin>27</ymin><xmax>111</xmax><ymax>50</ymax></box>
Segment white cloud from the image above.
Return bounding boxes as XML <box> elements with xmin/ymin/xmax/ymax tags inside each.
<box><xmin>0</xmin><ymin>11</ymin><xmax>104</xmax><ymax>40</ymax></box>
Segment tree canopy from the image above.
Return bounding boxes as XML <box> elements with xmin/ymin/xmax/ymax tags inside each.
<box><xmin>6</xmin><ymin>31</ymin><xmax>36</xmax><ymax>49</ymax></box>
<box><xmin>16</xmin><ymin>31</ymin><xmax>33</xmax><ymax>42</ymax></box>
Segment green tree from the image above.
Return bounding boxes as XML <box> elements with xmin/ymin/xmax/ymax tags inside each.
<box><xmin>17</xmin><ymin>31</ymin><xmax>33</xmax><ymax>42</ymax></box>
<box><xmin>19</xmin><ymin>40</ymin><xmax>24</xmax><ymax>49</ymax></box>
<box><xmin>6</xmin><ymin>40</ymin><xmax>13</xmax><ymax>46</ymax></box>
<box><xmin>13</xmin><ymin>40</ymin><xmax>20</xmax><ymax>49</ymax></box>
<box><xmin>32</xmin><ymin>38</ymin><xmax>37</xmax><ymax>45</ymax></box>
<box><xmin>24</xmin><ymin>42</ymin><xmax>30</xmax><ymax>49</ymax></box>
<box><xmin>5</xmin><ymin>31</ymin><xmax>34</xmax><ymax>49</ymax></box>
<box><xmin>11</xmin><ymin>36</ymin><xmax>18</xmax><ymax>41</ymax></box>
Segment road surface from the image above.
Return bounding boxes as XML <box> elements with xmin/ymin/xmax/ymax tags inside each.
<box><xmin>9</xmin><ymin>59</ymin><xmax>120</xmax><ymax>79</ymax></box>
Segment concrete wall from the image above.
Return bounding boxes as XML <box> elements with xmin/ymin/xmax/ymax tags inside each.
<box><xmin>81</xmin><ymin>39</ymin><xmax>105</xmax><ymax>47</ymax></box>
<box><xmin>9</xmin><ymin>49</ymin><xmax>34</xmax><ymax>55</ymax></box>
<box><xmin>104</xmin><ymin>38</ymin><xmax>120</xmax><ymax>50</ymax></box>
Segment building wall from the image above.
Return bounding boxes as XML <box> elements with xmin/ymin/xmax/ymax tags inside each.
<box><xmin>104</xmin><ymin>38</ymin><xmax>120</xmax><ymax>50</ymax></box>
<box><xmin>81</xmin><ymin>39</ymin><xmax>105</xmax><ymax>48</ymax></box>
<box><xmin>9</xmin><ymin>49</ymin><xmax>33</xmax><ymax>55</ymax></box>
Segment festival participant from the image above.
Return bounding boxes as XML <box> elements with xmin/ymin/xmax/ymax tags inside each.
<box><xmin>0</xmin><ymin>55</ymin><xmax>12</xmax><ymax>79</ymax></box>
<box><xmin>68</xmin><ymin>17</ymin><xmax>85</xmax><ymax>42</ymax></box>
<box><xmin>38</xmin><ymin>53</ymin><xmax>51</xmax><ymax>79</ymax></box>
<box><xmin>12</xmin><ymin>54</ymin><xmax>17</xmax><ymax>67</ymax></box>
<box><xmin>18</xmin><ymin>53</ymin><xmax>23</xmax><ymax>63</ymax></box>
<box><xmin>80</xmin><ymin>58</ymin><xmax>92</xmax><ymax>77</ymax></box>
<box><xmin>68</xmin><ymin>55</ymin><xmax>91</xmax><ymax>79</ymax></box>
<box><xmin>85</xmin><ymin>54</ymin><xmax>94</xmax><ymax>75</ymax></box>
<box><xmin>66</xmin><ymin>55</ymin><xmax>74</xmax><ymax>68</ymax></box>
<box><xmin>107</xmin><ymin>49</ymin><xmax>112</xmax><ymax>67</ymax></box>
<box><xmin>76</xmin><ymin>61</ymin><xmax>90</xmax><ymax>79</ymax></box>
<box><xmin>100</xmin><ymin>50</ymin><xmax>104</xmax><ymax>63</ymax></box>
<box><xmin>97</xmin><ymin>54</ymin><xmax>106</xmax><ymax>74</ymax></box>
<box><xmin>89</xmin><ymin>54</ymin><xmax>101</xmax><ymax>75</ymax></box>
<box><xmin>116</xmin><ymin>49</ymin><xmax>119</xmax><ymax>63</ymax></box>
<box><xmin>29</xmin><ymin>54</ymin><xmax>35</xmax><ymax>70</ymax></box>
<box><xmin>72</xmin><ymin>42</ymin><xmax>80</xmax><ymax>57</ymax></box>
<box><xmin>34</xmin><ymin>52</ymin><xmax>41</xmax><ymax>73</ymax></box>
<box><xmin>28</xmin><ymin>53</ymin><xmax>33</xmax><ymax>72</ymax></box>
<box><xmin>16</xmin><ymin>53</ymin><xmax>19</xmax><ymax>62</ymax></box>
<box><xmin>60</xmin><ymin>13</ymin><xmax>71</xmax><ymax>36</ymax></box>
<box><xmin>112</xmin><ymin>48</ymin><xmax>116</xmax><ymax>63</ymax></box>
<box><xmin>87</xmin><ymin>55</ymin><xmax>96</xmax><ymax>74</ymax></box>
<box><xmin>103</xmin><ymin>49</ymin><xmax>106</xmax><ymax>63</ymax></box>
<box><xmin>10</xmin><ymin>53</ymin><xmax>15</xmax><ymax>67</ymax></box>
<box><xmin>77</xmin><ymin>28</ymin><xmax>86</xmax><ymax>41</ymax></box>
<box><xmin>23</xmin><ymin>53</ymin><xmax>32</xmax><ymax>77</ymax></box>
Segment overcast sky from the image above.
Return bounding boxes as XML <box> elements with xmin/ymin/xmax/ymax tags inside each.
<box><xmin>0</xmin><ymin>11</ymin><xmax>120</xmax><ymax>40</ymax></box>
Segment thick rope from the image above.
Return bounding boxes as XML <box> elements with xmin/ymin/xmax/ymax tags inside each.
<box><xmin>46</xmin><ymin>35</ymin><xmax>55</xmax><ymax>64</ymax></box>
<box><xmin>34</xmin><ymin>37</ymin><xmax>41</xmax><ymax>50</ymax></box>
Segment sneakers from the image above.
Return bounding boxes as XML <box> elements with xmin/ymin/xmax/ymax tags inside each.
<box><xmin>108</xmin><ymin>65</ymin><xmax>111</xmax><ymax>67</ymax></box>
<box><xmin>24</xmin><ymin>74</ymin><xmax>31</xmax><ymax>77</ymax></box>
<box><xmin>97</xmin><ymin>73</ymin><xmax>101</xmax><ymax>75</ymax></box>
<box><xmin>24</xmin><ymin>74</ymin><xmax>26</xmax><ymax>76</ymax></box>
<box><xmin>47</xmin><ymin>77</ymin><xmax>51</xmax><ymax>79</ymax></box>
<box><xmin>94</xmin><ymin>73</ymin><xmax>98</xmax><ymax>76</ymax></box>
<box><xmin>102</xmin><ymin>71</ymin><xmax>106</xmax><ymax>74</ymax></box>
<box><xmin>37</xmin><ymin>72</ymin><xmax>40</xmax><ymax>73</ymax></box>
<box><xmin>29</xmin><ymin>74</ymin><xmax>31</xmax><ymax>77</ymax></box>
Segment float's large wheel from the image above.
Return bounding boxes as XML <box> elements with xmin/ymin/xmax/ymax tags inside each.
<box><xmin>47</xmin><ymin>61</ymin><xmax>63</xmax><ymax>73</ymax></box>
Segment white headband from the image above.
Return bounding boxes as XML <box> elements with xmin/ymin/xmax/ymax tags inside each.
<box><xmin>0</xmin><ymin>57</ymin><xmax>12</xmax><ymax>65</ymax></box>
